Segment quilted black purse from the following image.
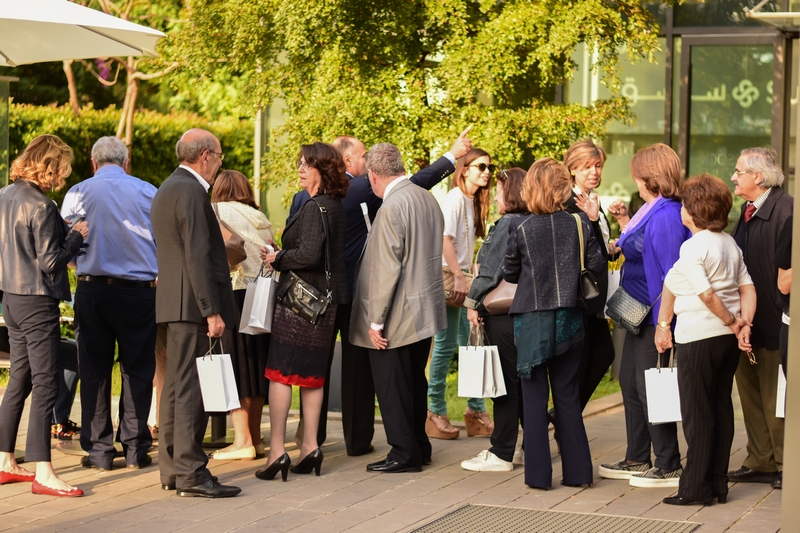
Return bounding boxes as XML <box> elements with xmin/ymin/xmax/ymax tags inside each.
<box><xmin>606</xmin><ymin>285</ymin><xmax>652</xmax><ymax>335</ymax></box>
<box><xmin>571</xmin><ymin>213</ymin><xmax>600</xmax><ymax>301</ymax></box>
<box><xmin>277</xmin><ymin>199</ymin><xmax>332</xmax><ymax>325</ymax></box>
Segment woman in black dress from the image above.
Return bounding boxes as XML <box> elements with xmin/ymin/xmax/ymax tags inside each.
<box><xmin>257</xmin><ymin>142</ymin><xmax>348</xmax><ymax>481</ymax></box>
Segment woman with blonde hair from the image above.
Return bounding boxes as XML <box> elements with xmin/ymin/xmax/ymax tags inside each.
<box><xmin>502</xmin><ymin>157</ymin><xmax>604</xmax><ymax>489</ymax></box>
<box><xmin>0</xmin><ymin>135</ymin><xmax>89</xmax><ymax>497</ymax></box>
<box><xmin>209</xmin><ymin>170</ymin><xmax>275</xmax><ymax>461</ymax></box>
<box><xmin>427</xmin><ymin>148</ymin><xmax>494</xmax><ymax>439</ymax></box>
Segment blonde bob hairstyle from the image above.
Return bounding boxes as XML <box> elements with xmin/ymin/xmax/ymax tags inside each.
<box><xmin>563</xmin><ymin>140</ymin><xmax>606</xmax><ymax>185</ymax></box>
<box><xmin>10</xmin><ymin>134</ymin><xmax>73</xmax><ymax>192</ymax></box>
<box><xmin>630</xmin><ymin>143</ymin><xmax>681</xmax><ymax>200</ymax></box>
<box><xmin>522</xmin><ymin>157</ymin><xmax>572</xmax><ymax>215</ymax></box>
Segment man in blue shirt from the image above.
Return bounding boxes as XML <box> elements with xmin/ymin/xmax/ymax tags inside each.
<box><xmin>61</xmin><ymin>136</ymin><xmax>158</xmax><ymax>471</ymax></box>
<box><xmin>286</xmin><ymin>128</ymin><xmax>472</xmax><ymax>455</ymax></box>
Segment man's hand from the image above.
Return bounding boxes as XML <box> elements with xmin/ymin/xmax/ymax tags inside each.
<box><xmin>448</xmin><ymin>126</ymin><xmax>473</xmax><ymax>160</ymax></box>
<box><xmin>206</xmin><ymin>313</ymin><xmax>225</xmax><ymax>338</ymax></box>
<box><xmin>737</xmin><ymin>324</ymin><xmax>753</xmax><ymax>352</ymax></box>
<box><xmin>369</xmin><ymin>328</ymin><xmax>388</xmax><ymax>350</ymax></box>
<box><xmin>72</xmin><ymin>220</ymin><xmax>89</xmax><ymax>239</ymax></box>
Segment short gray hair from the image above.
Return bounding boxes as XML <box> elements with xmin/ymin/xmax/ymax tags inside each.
<box><xmin>176</xmin><ymin>130</ymin><xmax>218</xmax><ymax>164</ymax></box>
<box><xmin>366</xmin><ymin>143</ymin><xmax>405</xmax><ymax>178</ymax></box>
<box><xmin>92</xmin><ymin>136</ymin><xmax>128</xmax><ymax>167</ymax></box>
<box><xmin>741</xmin><ymin>147</ymin><xmax>784</xmax><ymax>188</ymax></box>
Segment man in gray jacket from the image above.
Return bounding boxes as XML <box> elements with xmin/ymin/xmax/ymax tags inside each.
<box><xmin>350</xmin><ymin>143</ymin><xmax>447</xmax><ymax>473</ymax></box>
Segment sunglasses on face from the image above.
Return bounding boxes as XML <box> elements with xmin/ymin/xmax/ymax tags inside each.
<box><xmin>469</xmin><ymin>163</ymin><xmax>496</xmax><ymax>173</ymax></box>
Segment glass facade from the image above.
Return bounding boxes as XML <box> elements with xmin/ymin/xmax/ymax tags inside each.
<box><xmin>674</xmin><ymin>0</ymin><xmax>781</xmax><ymax>27</ymax></box>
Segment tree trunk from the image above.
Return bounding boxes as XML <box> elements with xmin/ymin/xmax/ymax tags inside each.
<box><xmin>124</xmin><ymin>77</ymin><xmax>139</xmax><ymax>168</ymax></box>
<box><xmin>62</xmin><ymin>60</ymin><xmax>81</xmax><ymax>117</ymax></box>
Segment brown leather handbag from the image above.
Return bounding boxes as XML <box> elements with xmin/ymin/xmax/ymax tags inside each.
<box><xmin>443</xmin><ymin>267</ymin><xmax>473</xmax><ymax>307</ymax></box>
<box><xmin>482</xmin><ymin>279</ymin><xmax>517</xmax><ymax>315</ymax></box>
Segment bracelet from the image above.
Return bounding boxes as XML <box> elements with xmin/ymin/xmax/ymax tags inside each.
<box><xmin>657</xmin><ymin>321</ymin><xmax>671</xmax><ymax>331</ymax></box>
<box><xmin>723</xmin><ymin>313</ymin><xmax>736</xmax><ymax>327</ymax></box>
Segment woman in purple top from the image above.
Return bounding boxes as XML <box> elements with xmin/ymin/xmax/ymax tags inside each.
<box><xmin>599</xmin><ymin>144</ymin><xmax>691</xmax><ymax>488</ymax></box>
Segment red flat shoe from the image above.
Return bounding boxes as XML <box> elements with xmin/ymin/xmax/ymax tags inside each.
<box><xmin>0</xmin><ymin>470</ymin><xmax>35</xmax><ymax>484</ymax></box>
<box><xmin>31</xmin><ymin>479</ymin><xmax>83</xmax><ymax>497</ymax></box>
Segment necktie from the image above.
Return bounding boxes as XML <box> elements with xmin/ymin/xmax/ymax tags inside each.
<box><xmin>744</xmin><ymin>203</ymin><xmax>756</xmax><ymax>223</ymax></box>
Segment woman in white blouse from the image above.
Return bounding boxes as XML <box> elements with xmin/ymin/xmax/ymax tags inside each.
<box><xmin>655</xmin><ymin>174</ymin><xmax>755</xmax><ymax>506</ymax></box>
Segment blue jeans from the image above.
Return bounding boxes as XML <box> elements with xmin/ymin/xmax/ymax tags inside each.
<box><xmin>427</xmin><ymin>306</ymin><xmax>486</xmax><ymax>416</ymax></box>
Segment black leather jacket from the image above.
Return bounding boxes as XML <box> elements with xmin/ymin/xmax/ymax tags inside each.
<box><xmin>0</xmin><ymin>180</ymin><xmax>84</xmax><ymax>300</ymax></box>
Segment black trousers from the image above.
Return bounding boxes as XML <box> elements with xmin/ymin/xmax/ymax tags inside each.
<box><xmin>75</xmin><ymin>282</ymin><xmax>156</xmax><ymax>468</ymax></box>
<box><xmin>577</xmin><ymin>314</ymin><xmax>615</xmax><ymax>410</ymax></box>
<box><xmin>521</xmin><ymin>340</ymin><xmax>592</xmax><ymax>489</ymax></box>
<box><xmin>676</xmin><ymin>335</ymin><xmax>740</xmax><ymax>502</ymax></box>
<box><xmin>619</xmin><ymin>325</ymin><xmax>681</xmax><ymax>471</ymax></box>
<box><xmin>52</xmin><ymin>337</ymin><xmax>79</xmax><ymax>425</ymax></box>
<box><xmin>159</xmin><ymin>321</ymin><xmax>213</xmax><ymax>489</ymax></box>
<box><xmin>0</xmin><ymin>293</ymin><xmax>60</xmax><ymax>462</ymax></box>
<box><xmin>483</xmin><ymin>314</ymin><xmax>523</xmax><ymax>463</ymax></box>
<box><xmin>316</xmin><ymin>303</ymin><xmax>375</xmax><ymax>455</ymax></box>
<box><xmin>369</xmin><ymin>338</ymin><xmax>432</xmax><ymax>467</ymax></box>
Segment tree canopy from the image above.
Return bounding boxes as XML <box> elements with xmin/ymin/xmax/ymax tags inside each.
<box><xmin>178</xmin><ymin>1</ymin><xmax>662</xmax><ymax>187</ymax></box>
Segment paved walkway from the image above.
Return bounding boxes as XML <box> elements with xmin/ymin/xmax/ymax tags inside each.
<box><xmin>0</xmin><ymin>387</ymin><xmax>782</xmax><ymax>532</ymax></box>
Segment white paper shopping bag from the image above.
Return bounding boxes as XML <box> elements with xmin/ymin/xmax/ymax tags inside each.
<box><xmin>239</xmin><ymin>268</ymin><xmax>278</xmax><ymax>334</ymax></box>
<box><xmin>458</xmin><ymin>325</ymin><xmax>507</xmax><ymax>398</ymax></box>
<box><xmin>195</xmin><ymin>340</ymin><xmax>240</xmax><ymax>412</ymax></box>
<box><xmin>644</xmin><ymin>351</ymin><xmax>682</xmax><ymax>424</ymax></box>
<box><xmin>485</xmin><ymin>345</ymin><xmax>507</xmax><ymax>398</ymax></box>
<box><xmin>777</xmin><ymin>365</ymin><xmax>786</xmax><ymax>419</ymax></box>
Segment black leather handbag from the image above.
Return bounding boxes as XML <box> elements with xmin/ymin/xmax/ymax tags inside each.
<box><xmin>277</xmin><ymin>199</ymin><xmax>332</xmax><ymax>326</ymax></box>
<box><xmin>571</xmin><ymin>213</ymin><xmax>600</xmax><ymax>301</ymax></box>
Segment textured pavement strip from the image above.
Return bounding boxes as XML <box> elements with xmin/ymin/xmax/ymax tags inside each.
<box><xmin>0</xmin><ymin>385</ymin><xmax>784</xmax><ymax>532</ymax></box>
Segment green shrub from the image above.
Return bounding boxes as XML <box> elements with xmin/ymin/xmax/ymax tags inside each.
<box><xmin>9</xmin><ymin>103</ymin><xmax>253</xmax><ymax>205</ymax></box>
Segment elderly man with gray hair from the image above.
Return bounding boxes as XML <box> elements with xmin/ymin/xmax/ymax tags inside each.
<box><xmin>350</xmin><ymin>143</ymin><xmax>447</xmax><ymax>473</ymax></box>
<box><xmin>728</xmin><ymin>147</ymin><xmax>793</xmax><ymax>488</ymax></box>
<box><xmin>61</xmin><ymin>136</ymin><xmax>159</xmax><ymax>472</ymax></box>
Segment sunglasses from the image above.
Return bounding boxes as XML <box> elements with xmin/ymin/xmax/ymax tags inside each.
<box><xmin>469</xmin><ymin>163</ymin><xmax>497</xmax><ymax>173</ymax></box>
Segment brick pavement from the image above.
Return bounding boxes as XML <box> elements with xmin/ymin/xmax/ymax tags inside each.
<box><xmin>0</xmin><ymin>387</ymin><xmax>782</xmax><ymax>532</ymax></box>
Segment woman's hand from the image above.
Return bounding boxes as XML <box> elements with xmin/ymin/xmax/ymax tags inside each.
<box><xmin>467</xmin><ymin>307</ymin><xmax>482</xmax><ymax>326</ymax></box>
<box><xmin>654</xmin><ymin>326</ymin><xmax>673</xmax><ymax>353</ymax></box>
<box><xmin>737</xmin><ymin>324</ymin><xmax>753</xmax><ymax>352</ymax></box>
<box><xmin>452</xmin><ymin>272</ymin><xmax>468</xmax><ymax>306</ymax></box>
<box><xmin>72</xmin><ymin>220</ymin><xmax>89</xmax><ymax>239</ymax></box>
<box><xmin>608</xmin><ymin>200</ymin><xmax>630</xmax><ymax>228</ymax></box>
<box><xmin>575</xmin><ymin>191</ymin><xmax>600</xmax><ymax>222</ymax></box>
<box><xmin>261</xmin><ymin>245</ymin><xmax>278</xmax><ymax>269</ymax></box>
<box><xmin>729</xmin><ymin>316</ymin><xmax>751</xmax><ymax>337</ymax></box>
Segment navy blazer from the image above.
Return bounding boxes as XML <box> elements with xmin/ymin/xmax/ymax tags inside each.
<box><xmin>287</xmin><ymin>155</ymin><xmax>456</xmax><ymax>297</ymax></box>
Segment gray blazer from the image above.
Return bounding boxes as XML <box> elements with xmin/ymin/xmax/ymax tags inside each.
<box><xmin>349</xmin><ymin>179</ymin><xmax>447</xmax><ymax>350</ymax></box>
<box><xmin>150</xmin><ymin>168</ymin><xmax>236</xmax><ymax>327</ymax></box>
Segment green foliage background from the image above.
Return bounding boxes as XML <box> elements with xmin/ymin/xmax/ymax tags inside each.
<box><xmin>8</xmin><ymin>103</ymin><xmax>253</xmax><ymax>205</ymax></box>
<box><xmin>177</xmin><ymin>0</ymin><xmax>662</xmax><ymax>192</ymax></box>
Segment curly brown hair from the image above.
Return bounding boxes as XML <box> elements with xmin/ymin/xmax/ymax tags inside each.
<box><xmin>299</xmin><ymin>142</ymin><xmax>349</xmax><ymax>199</ymax></box>
<box><xmin>211</xmin><ymin>170</ymin><xmax>258</xmax><ymax>209</ymax></box>
<box><xmin>681</xmin><ymin>173</ymin><xmax>732</xmax><ymax>232</ymax></box>
<box><xmin>10</xmin><ymin>134</ymin><xmax>73</xmax><ymax>192</ymax></box>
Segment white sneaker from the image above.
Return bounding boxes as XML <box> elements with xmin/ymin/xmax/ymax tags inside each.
<box><xmin>513</xmin><ymin>447</ymin><xmax>524</xmax><ymax>466</ymax></box>
<box><xmin>461</xmin><ymin>450</ymin><xmax>513</xmax><ymax>472</ymax></box>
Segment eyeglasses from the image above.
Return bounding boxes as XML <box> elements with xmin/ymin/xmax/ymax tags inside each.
<box><xmin>207</xmin><ymin>150</ymin><xmax>224</xmax><ymax>162</ymax></box>
<box><xmin>746</xmin><ymin>351</ymin><xmax>757</xmax><ymax>365</ymax></box>
<box><xmin>732</xmin><ymin>169</ymin><xmax>750</xmax><ymax>177</ymax></box>
<box><xmin>297</xmin><ymin>160</ymin><xmax>309</xmax><ymax>172</ymax></box>
<box><xmin>470</xmin><ymin>163</ymin><xmax>497</xmax><ymax>173</ymax></box>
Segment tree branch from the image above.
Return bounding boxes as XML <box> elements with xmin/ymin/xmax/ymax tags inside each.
<box><xmin>130</xmin><ymin>62</ymin><xmax>180</xmax><ymax>81</ymax></box>
<box><xmin>76</xmin><ymin>59</ymin><xmax>123</xmax><ymax>86</ymax></box>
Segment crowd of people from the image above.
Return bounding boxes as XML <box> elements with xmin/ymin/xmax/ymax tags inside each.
<box><xmin>0</xmin><ymin>127</ymin><xmax>791</xmax><ymax>506</ymax></box>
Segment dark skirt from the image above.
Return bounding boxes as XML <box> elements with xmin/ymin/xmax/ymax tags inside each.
<box><xmin>265</xmin><ymin>302</ymin><xmax>337</xmax><ymax>388</ymax></box>
<box><xmin>223</xmin><ymin>289</ymin><xmax>270</xmax><ymax>399</ymax></box>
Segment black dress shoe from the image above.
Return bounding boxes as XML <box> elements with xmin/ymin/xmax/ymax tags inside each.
<box><xmin>366</xmin><ymin>458</ymin><xmax>421</xmax><ymax>473</ymax></box>
<box><xmin>177</xmin><ymin>479</ymin><xmax>241</xmax><ymax>498</ymax></box>
<box><xmin>772</xmin><ymin>477</ymin><xmax>782</xmax><ymax>489</ymax></box>
<box><xmin>290</xmin><ymin>448</ymin><xmax>323</xmax><ymax>476</ymax></box>
<box><xmin>727</xmin><ymin>466</ymin><xmax>778</xmax><ymax>483</ymax></box>
<box><xmin>715</xmin><ymin>493</ymin><xmax>728</xmax><ymax>504</ymax></box>
<box><xmin>127</xmin><ymin>454</ymin><xmax>152</xmax><ymax>470</ymax></box>
<box><xmin>423</xmin><ymin>457</ymin><xmax>432</xmax><ymax>465</ymax></box>
<box><xmin>663</xmin><ymin>496</ymin><xmax>711</xmax><ymax>506</ymax></box>
<box><xmin>80</xmin><ymin>456</ymin><xmax>111</xmax><ymax>472</ymax></box>
<box><xmin>163</xmin><ymin>475</ymin><xmax>216</xmax><ymax>491</ymax></box>
<box><xmin>348</xmin><ymin>444</ymin><xmax>374</xmax><ymax>457</ymax></box>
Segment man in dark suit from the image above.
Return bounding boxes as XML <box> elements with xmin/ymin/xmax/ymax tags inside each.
<box><xmin>150</xmin><ymin>128</ymin><xmax>240</xmax><ymax>498</ymax></box>
<box><xmin>350</xmin><ymin>142</ymin><xmax>447</xmax><ymax>472</ymax></box>
<box><xmin>287</xmin><ymin>129</ymin><xmax>472</xmax><ymax>456</ymax></box>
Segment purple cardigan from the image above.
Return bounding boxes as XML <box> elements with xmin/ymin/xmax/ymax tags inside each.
<box><xmin>618</xmin><ymin>198</ymin><xmax>690</xmax><ymax>327</ymax></box>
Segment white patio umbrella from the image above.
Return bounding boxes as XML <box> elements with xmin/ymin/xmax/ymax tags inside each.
<box><xmin>0</xmin><ymin>0</ymin><xmax>165</xmax><ymax>67</ymax></box>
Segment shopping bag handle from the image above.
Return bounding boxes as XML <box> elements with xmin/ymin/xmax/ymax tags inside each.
<box><xmin>655</xmin><ymin>348</ymin><xmax>676</xmax><ymax>372</ymax></box>
<box><xmin>468</xmin><ymin>323</ymin><xmax>486</xmax><ymax>347</ymax></box>
<box><xmin>204</xmin><ymin>338</ymin><xmax>225</xmax><ymax>358</ymax></box>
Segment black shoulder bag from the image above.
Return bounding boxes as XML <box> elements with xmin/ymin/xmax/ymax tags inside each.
<box><xmin>277</xmin><ymin>198</ymin><xmax>332</xmax><ymax>325</ymax></box>
<box><xmin>571</xmin><ymin>213</ymin><xmax>600</xmax><ymax>301</ymax></box>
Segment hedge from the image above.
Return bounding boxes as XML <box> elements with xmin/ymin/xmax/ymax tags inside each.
<box><xmin>8</xmin><ymin>103</ymin><xmax>254</xmax><ymax>206</ymax></box>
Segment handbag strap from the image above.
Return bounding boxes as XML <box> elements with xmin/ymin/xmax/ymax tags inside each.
<box><xmin>571</xmin><ymin>213</ymin><xmax>586</xmax><ymax>271</ymax></box>
<box><xmin>310</xmin><ymin>197</ymin><xmax>333</xmax><ymax>300</ymax></box>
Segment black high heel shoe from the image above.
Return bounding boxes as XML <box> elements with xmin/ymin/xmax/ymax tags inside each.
<box><xmin>290</xmin><ymin>448</ymin><xmax>323</xmax><ymax>476</ymax></box>
<box><xmin>255</xmin><ymin>453</ymin><xmax>291</xmax><ymax>482</ymax></box>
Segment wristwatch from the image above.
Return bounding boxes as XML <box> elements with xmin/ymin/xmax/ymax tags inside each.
<box><xmin>657</xmin><ymin>320</ymin><xmax>671</xmax><ymax>331</ymax></box>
